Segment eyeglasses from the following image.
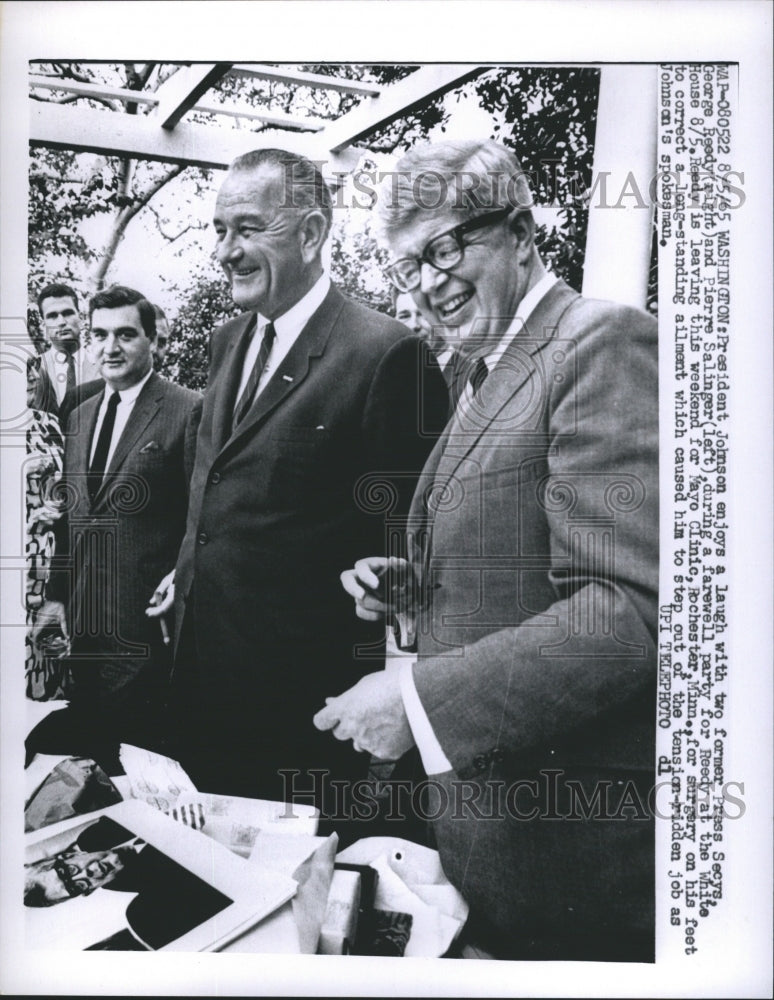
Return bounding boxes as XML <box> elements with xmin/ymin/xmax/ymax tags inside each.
<box><xmin>386</xmin><ymin>207</ymin><xmax>512</xmax><ymax>293</ymax></box>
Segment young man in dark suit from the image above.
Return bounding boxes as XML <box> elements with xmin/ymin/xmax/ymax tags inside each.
<box><xmin>31</xmin><ymin>283</ymin><xmax>101</xmax><ymax>416</ymax></box>
<box><xmin>29</xmin><ymin>286</ymin><xmax>200</xmax><ymax>761</ymax></box>
<box><xmin>149</xmin><ymin>149</ymin><xmax>449</xmax><ymax>815</ymax></box>
<box><xmin>321</xmin><ymin>139</ymin><xmax>659</xmax><ymax>961</ymax></box>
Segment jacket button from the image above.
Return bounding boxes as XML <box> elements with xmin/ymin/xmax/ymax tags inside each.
<box><xmin>491</xmin><ymin>748</ymin><xmax>505</xmax><ymax>764</ymax></box>
<box><xmin>210</xmin><ymin>472</ymin><xmax>221</xmax><ymax>484</ymax></box>
<box><xmin>473</xmin><ymin>754</ymin><xmax>487</xmax><ymax>771</ymax></box>
<box><xmin>197</xmin><ymin>532</ymin><xmax>208</xmax><ymax>545</ymax></box>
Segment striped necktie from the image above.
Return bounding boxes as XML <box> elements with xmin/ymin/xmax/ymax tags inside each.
<box><xmin>232</xmin><ymin>321</ymin><xmax>276</xmax><ymax>429</ymax></box>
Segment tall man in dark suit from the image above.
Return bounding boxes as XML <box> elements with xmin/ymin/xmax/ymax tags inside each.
<box><xmin>29</xmin><ymin>286</ymin><xmax>200</xmax><ymax>760</ymax></box>
<box><xmin>149</xmin><ymin>148</ymin><xmax>449</xmax><ymax>811</ymax></box>
<box><xmin>318</xmin><ymin>139</ymin><xmax>659</xmax><ymax>961</ymax></box>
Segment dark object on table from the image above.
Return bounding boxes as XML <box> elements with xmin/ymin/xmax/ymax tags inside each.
<box><xmin>369</xmin><ymin>909</ymin><xmax>413</xmax><ymax>957</ymax></box>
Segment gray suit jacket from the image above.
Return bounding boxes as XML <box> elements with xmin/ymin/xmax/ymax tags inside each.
<box><xmin>408</xmin><ymin>280</ymin><xmax>659</xmax><ymax>960</ymax></box>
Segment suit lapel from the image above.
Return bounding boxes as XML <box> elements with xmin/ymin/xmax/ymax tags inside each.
<box><xmin>216</xmin><ymin>285</ymin><xmax>345</xmax><ymax>459</ymax></box>
<box><xmin>431</xmin><ymin>280</ymin><xmax>580</xmax><ymax>496</ymax></box>
<box><xmin>211</xmin><ymin>313</ymin><xmax>257</xmax><ymax>452</ymax></box>
<box><xmin>70</xmin><ymin>390</ymin><xmax>103</xmax><ymax>477</ymax></box>
<box><xmin>90</xmin><ymin>373</ymin><xmax>163</xmax><ymax>508</ymax></box>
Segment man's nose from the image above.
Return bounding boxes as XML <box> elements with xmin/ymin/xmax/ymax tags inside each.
<box><xmin>217</xmin><ymin>232</ymin><xmax>241</xmax><ymax>263</ymax></box>
<box><xmin>103</xmin><ymin>333</ymin><xmax>120</xmax><ymax>353</ymax></box>
<box><xmin>419</xmin><ymin>260</ymin><xmax>446</xmax><ymax>295</ymax></box>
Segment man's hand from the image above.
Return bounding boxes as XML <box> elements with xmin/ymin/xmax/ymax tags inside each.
<box><xmin>145</xmin><ymin>570</ymin><xmax>175</xmax><ymax>645</ymax></box>
<box><xmin>313</xmin><ymin>671</ymin><xmax>415</xmax><ymax>760</ymax></box>
<box><xmin>340</xmin><ymin>556</ymin><xmax>413</xmax><ymax>622</ymax></box>
<box><xmin>31</xmin><ymin>599</ymin><xmax>68</xmax><ymax>644</ymax></box>
<box><xmin>145</xmin><ymin>570</ymin><xmax>175</xmax><ymax>618</ymax></box>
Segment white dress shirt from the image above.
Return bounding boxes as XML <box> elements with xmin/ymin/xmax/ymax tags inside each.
<box><xmin>399</xmin><ymin>271</ymin><xmax>560</xmax><ymax>775</ymax></box>
<box><xmin>89</xmin><ymin>367</ymin><xmax>154</xmax><ymax>469</ymax></box>
<box><xmin>234</xmin><ymin>273</ymin><xmax>331</xmax><ymax>405</ymax></box>
<box><xmin>46</xmin><ymin>346</ymin><xmax>93</xmax><ymax>404</ymax></box>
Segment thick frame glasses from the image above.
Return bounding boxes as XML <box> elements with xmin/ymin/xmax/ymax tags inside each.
<box><xmin>386</xmin><ymin>207</ymin><xmax>512</xmax><ymax>292</ymax></box>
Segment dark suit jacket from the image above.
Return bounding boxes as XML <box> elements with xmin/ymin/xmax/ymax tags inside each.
<box><xmin>171</xmin><ymin>283</ymin><xmax>449</xmax><ymax>797</ymax></box>
<box><xmin>407</xmin><ymin>281</ymin><xmax>659</xmax><ymax>961</ymax></box>
<box><xmin>59</xmin><ymin>378</ymin><xmax>104</xmax><ymax>431</ymax></box>
<box><xmin>32</xmin><ymin>345</ymin><xmax>101</xmax><ymax>416</ymax></box>
<box><xmin>49</xmin><ymin>372</ymin><xmax>200</xmax><ymax>713</ymax></box>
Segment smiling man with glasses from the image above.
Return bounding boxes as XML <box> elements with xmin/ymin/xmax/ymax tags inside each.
<box><xmin>317</xmin><ymin>138</ymin><xmax>659</xmax><ymax>962</ymax></box>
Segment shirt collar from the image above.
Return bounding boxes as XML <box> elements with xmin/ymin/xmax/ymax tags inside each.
<box><xmin>483</xmin><ymin>271</ymin><xmax>559</xmax><ymax>369</ymax></box>
<box><xmin>52</xmin><ymin>344</ymin><xmax>83</xmax><ymax>365</ymax></box>
<box><xmin>257</xmin><ymin>272</ymin><xmax>330</xmax><ymax>343</ymax></box>
<box><xmin>107</xmin><ymin>366</ymin><xmax>154</xmax><ymax>404</ymax></box>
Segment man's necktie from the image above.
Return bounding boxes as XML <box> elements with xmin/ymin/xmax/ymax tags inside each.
<box><xmin>65</xmin><ymin>353</ymin><xmax>76</xmax><ymax>398</ymax></box>
<box><xmin>88</xmin><ymin>390</ymin><xmax>120</xmax><ymax>501</ymax></box>
<box><xmin>469</xmin><ymin>356</ymin><xmax>489</xmax><ymax>396</ymax></box>
<box><xmin>232</xmin><ymin>321</ymin><xmax>276</xmax><ymax>429</ymax></box>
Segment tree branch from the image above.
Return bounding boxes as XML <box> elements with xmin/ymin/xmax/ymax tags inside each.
<box><xmin>146</xmin><ymin>201</ymin><xmax>206</xmax><ymax>243</ymax></box>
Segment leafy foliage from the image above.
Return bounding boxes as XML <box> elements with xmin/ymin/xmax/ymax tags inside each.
<box><xmin>162</xmin><ymin>271</ymin><xmax>239</xmax><ymax>390</ymax></box>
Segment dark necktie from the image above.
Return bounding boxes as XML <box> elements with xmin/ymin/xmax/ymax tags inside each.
<box><xmin>469</xmin><ymin>356</ymin><xmax>489</xmax><ymax>396</ymax></box>
<box><xmin>88</xmin><ymin>390</ymin><xmax>120</xmax><ymax>501</ymax></box>
<box><xmin>232</xmin><ymin>321</ymin><xmax>276</xmax><ymax>429</ymax></box>
<box><xmin>65</xmin><ymin>352</ymin><xmax>76</xmax><ymax>397</ymax></box>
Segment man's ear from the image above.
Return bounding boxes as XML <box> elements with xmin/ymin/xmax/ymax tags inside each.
<box><xmin>299</xmin><ymin>210</ymin><xmax>329</xmax><ymax>262</ymax></box>
<box><xmin>509</xmin><ymin>208</ymin><xmax>536</xmax><ymax>246</ymax></box>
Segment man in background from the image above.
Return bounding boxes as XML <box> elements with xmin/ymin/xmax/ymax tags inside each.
<box><xmin>392</xmin><ymin>286</ymin><xmax>456</xmax><ymax>388</ymax></box>
<box><xmin>151</xmin><ymin>303</ymin><xmax>171</xmax><ymax>369</ymax></box>
<box><xmin>32</xmin><ymin>282</ymin><xmax>101</xmax><ymax>416</ymax></box>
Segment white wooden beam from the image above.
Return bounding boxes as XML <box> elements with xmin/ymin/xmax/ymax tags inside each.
<box><xmin>581</xmin><ymin>65</ymin><xmax>657</xmax><ymax>309</ymax></box>
<box><xmin>319</xmin><ymin>64</ymin><xmax>483</xmax><ymax>153</ymax></box>
<box><xmin>194</xmin><ymin>100</ymin><xmax>325</xmax><ymax>132</ymax></box>
<box><xmin>154</xmin><ymin>63</ymin><xmax>233</xmax><ymax>129</ymax></box>
<box><xmin>29</xmin><ymin>99</ymin><xmax>362</xmax><ymax>178</ymax></box>
<box><xmin>29</xmin><ymin>75</ymin><xmax>159</xmax><ymax>106</ymax></box>
<box><xmin>231</xmin><ymin>64</ymin><xmax>381</xmax><ymax>96</ymax></box>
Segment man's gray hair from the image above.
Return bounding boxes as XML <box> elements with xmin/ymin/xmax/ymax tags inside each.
<box><xmin>377</xmin><ymin>139</ymin><xmax>534</xmax><ymax>241</ymax></box>
<box><xmin>229</xmin><ymin>148</ymin><xmax>333</xmax><ymax>238</ymax></box>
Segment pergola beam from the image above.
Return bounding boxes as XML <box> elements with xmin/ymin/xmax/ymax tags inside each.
<box><xmin>319</xmin><ymin>64</ymin><xmax>484</xmax><ymax>152</ymax></box>
<box><xmin>230</xmin><ymin>64</ymin><xmax>381</xmax><ymax>96</ymax></box>
<box><xmin>155</xmin><ymin>63</ymin><xmax>233</xmax><ymax>129</ymax></box>
<box><xmin>29</xmin><ymin>75</ymin><xmax>159</xmax><ymax>106</ymax></box>
<box><xmin>194</xmin><ymin>100</ymin><xmax>325</xmax><ymax>132</ymax></box>
<box><xmin>29</xmin><ymin>99</ymin><xmax>363</xmax><ymax>177</ymax></box>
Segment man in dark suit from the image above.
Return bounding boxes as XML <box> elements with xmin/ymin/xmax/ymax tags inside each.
<box><xmin>31</xmin><ymin>282</ymin><xmax>101</xmax><ymax>416</ymax></box>
<box><xmin>149</xmin><ymin>148</ymin><xmax>449</xmax><ymax>812</ymax></box>
<box><xmin>319</xmin><ymin>139</ymin><xmax>659</xmax><ymax>961</ymax></box>
<box><xmin>29</xmin><ymin>286</ymin><xmax>200</xmax><ymax>760</ymax></box>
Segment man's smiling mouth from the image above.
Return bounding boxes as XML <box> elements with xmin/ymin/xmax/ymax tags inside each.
<box><xmin>436</xmin><ymin>290</ymin><xmax>474</xmax><ymax>321</ymax></box>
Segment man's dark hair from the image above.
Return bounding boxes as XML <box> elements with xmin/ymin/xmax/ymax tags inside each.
<box><xmin>24</xmin><ymin>878</ymin><xmax>52</xmax><ymax>907</ymax></box>
<box><xmin>89</xmin><ymin>285</ymin><xmax>157</xmax><ymax>341</ymax></box>
<box><xmin>230</xmin><ymin>148</ymin><xmax>333</xmax><ymax>237</ymax></box>
<box><xmin>37</xmin><ymin>282</ymin><xmax>78</xmax><ymax>314</ymax></box>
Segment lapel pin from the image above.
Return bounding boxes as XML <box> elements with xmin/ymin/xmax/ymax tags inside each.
<box><xmin>282</xmin><ymin>374</ymin><xmax>294</xmax><ymax>382</ymax></box>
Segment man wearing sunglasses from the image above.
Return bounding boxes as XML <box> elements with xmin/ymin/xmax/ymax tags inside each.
<box><xmin>317</xmin><ymin>139</ymin><xmax>659</xmax><ymax>961</ymax></box>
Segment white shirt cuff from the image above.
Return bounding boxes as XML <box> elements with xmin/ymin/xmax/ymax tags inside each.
<box><xmin>398</xmin><ymin>661</ymin><xmax>452</xmax><ymax>774</ymax></box>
